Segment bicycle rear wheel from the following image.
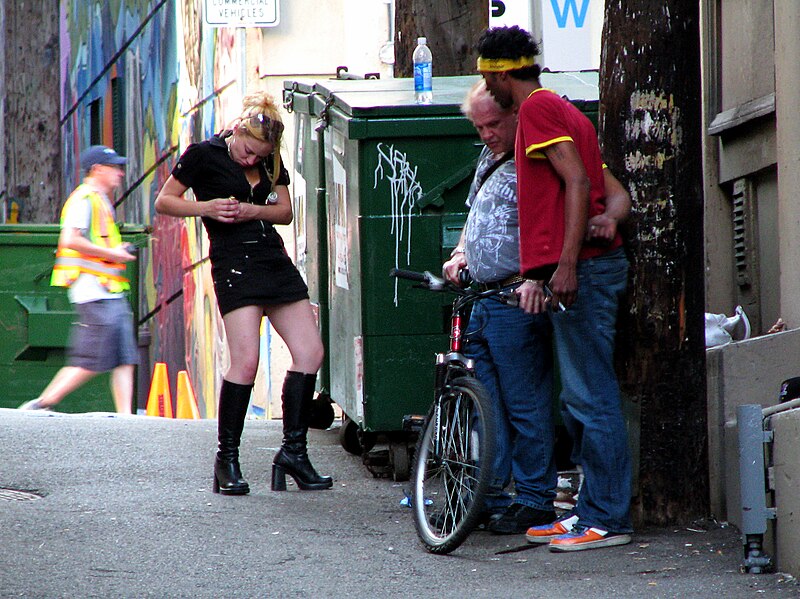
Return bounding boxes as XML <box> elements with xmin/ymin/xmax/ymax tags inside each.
<box><xmin>411</xmin><ymin>376</ymin><xmax>496</xmax><ymax>554</ymax></box>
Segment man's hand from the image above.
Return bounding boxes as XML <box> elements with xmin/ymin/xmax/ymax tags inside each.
<box><xmin>549</xmin><ymin>263</ymin><xmax>578</xmax><ymax>308</ymax></box>
<box><xmin>442</xmin><ymin>252</ymin><xmax>468</xmax><ymax>286</ymax></box>
<box><xmin>516</xmin><ymin>279</ymin><xmax>549</xmax><ymax>314</ymax></box>
<box><xmin>108</xmin><ymin>245</ymin><xmax>136</xmax><ymax>263</ymax></box>
<box><xmin>586</xmin><ymin>213</ymin><xmax>618</xmax><ymax>243</ymax></box>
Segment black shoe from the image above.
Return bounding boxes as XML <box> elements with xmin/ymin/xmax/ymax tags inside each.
<box><xmin>474</xmin><ymin>510</ymin><xmax>503</xmax><ymax>531</ymax></box>
<box><xmin>488</xmin><ymin>503</ymin><xmax>556</xmax><ymax>535</ymax></box>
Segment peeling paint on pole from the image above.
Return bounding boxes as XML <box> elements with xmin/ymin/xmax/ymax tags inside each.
<box><xmin>600</xmin><ymin>0</ymin><xmax>707</xmax><ymax>526</ymax></box>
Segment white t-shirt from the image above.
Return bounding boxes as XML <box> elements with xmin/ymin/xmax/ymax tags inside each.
<box><xmin>61</xmin><ymin>189</ymin><xmax>123</xmax><ymax>304</ymax></box>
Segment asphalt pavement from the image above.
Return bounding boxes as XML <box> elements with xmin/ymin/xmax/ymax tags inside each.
<box><xmin>2</xmin><ymin>408</ymin><xmax>798</xmax><ymax>599</ymax></box>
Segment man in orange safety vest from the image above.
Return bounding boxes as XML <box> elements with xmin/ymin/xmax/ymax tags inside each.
<box><xmin>19</xmin><ymin>145</ymin><xmax>138</xmax><ymax>414</ymax></box>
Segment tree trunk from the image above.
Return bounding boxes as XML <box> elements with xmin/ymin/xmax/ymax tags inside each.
<box><xmin>599</xmin><ymin>1</ymin><xmax>707</xmax><ymax>525</ymax></box>
<box><xmin>1</xmin><ymin>0</ymin><xmax>62</xmax><ymax>223</ymax></box>
<box><xmin>394</xmin><ymin>0</ymin><xmax>488</xmax><ymax>77</ymax></box>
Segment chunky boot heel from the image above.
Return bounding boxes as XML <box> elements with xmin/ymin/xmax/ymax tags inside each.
<box><xmin>273</xmin><ymin>371</ymin><xmax>333</xmax><ymax>492</ymax></box>
<box><xmin>214</xmin><ymin>456</ymin><xmax>250</xmax><ymax>495</ymax></box>
<box><xmin>271</xmin><ymin>464</ymin><xmax>288</xmax><ymax>491</ymax></box>
<box><xmin>273</xmin><ymin>447</ymin><xmax>333</xmax><ymax>490</ymax></box>
<box><xmin>214</xmin><ymin>380</ymin><xmax>253</xmax><ymax>496</ymax></box>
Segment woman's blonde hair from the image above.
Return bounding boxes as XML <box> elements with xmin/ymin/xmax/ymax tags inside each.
<box><xmin>237</xmin><ymin>91</ymin><xmax>284</xmax><ymax>187</ymax></box>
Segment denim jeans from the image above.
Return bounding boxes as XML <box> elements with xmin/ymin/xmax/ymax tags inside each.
<box><xmin>464</xmin><ymin>297</ymin><xmax>556</xmax><ymax>513</ymax></box>
<box><xmin>551</xmin><ymin>247</ymin><xmax>632</xmax><ymax>533</ymax></box>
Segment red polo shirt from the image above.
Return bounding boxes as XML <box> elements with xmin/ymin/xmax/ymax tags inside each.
<box><xmin>516</xmin><ymin>88</ymin><xmax>621</xmax><ymax>279</ymax></box>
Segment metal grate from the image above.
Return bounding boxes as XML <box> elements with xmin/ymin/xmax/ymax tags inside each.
<box><xmin>0</xmin><ymin>488</ymin><xmax>42</xmax><ymax>502</ymax></box>
<box><xmin>732</xmin><ymin>178</ymin><xmax>752</xmax><ymax>288</ymax></box>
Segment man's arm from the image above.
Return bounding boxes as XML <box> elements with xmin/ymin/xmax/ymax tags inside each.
<box><xmin>59</xmin><ymin>226</ymin><xmax>135</xmax><ymax>264</ymax></box>
<box><xmin>542</xmin><ymin>140</ymin><xmax>590</xmax><ymax>308</ymax></box>
<box><xmin>587</xmin><ymin>168</ymin><xmax>631</xmax><ymax>242</ymax></box>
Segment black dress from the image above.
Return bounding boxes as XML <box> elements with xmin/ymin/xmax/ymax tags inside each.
<box><xmin>171</xmin><ymin>133</ymin><xmax>309</xmax><ymax>316</ymax></box>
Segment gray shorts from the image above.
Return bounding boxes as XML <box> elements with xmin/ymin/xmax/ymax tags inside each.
<box><xmin>67</xmin><ymin>299</ymin><xmax>138</xmax><ymax>372</ymax></box>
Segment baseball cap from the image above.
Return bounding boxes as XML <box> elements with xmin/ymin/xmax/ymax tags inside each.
<box><xmin>779</xmin><ymin>377</ymin><xmax>800</xmax><ymax>403</ymax></box>
<box><xmin>80</xmin><ymin>145</ymin><xmax>127</xmax><ymax>171</ymax></box>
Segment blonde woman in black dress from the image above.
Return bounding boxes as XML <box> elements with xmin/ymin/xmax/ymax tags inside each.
<box><xmin>155</xmin><ymin>92</ymin><xmax>331</xmax><ymax>494</ymax></box>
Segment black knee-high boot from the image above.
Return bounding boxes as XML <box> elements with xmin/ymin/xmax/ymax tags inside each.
<box><xmin>271</xmin><ymin>371</ymin><xmax>333</xmax><ymax>491</ymax></box>
<box><xmin>213</xmin><ymin>380</ymin><xmax>253</xmax><ymax>495</ymax></box>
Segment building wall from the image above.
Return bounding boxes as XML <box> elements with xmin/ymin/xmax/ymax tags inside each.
<box><xmin>702</xmin><ymin>0</ymin><xmax>779</xmax><ymax>331</ymax></box>
<box><xmin>703</xmin><ymin>0</ymin><xmax>800</xmax><ymax>575</ymax></box>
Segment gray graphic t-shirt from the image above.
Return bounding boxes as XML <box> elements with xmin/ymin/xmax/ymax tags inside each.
<box><xmin>463</xmin><ymin>146</ymin><xmax>520</xmax><ymax>284</ymax></box>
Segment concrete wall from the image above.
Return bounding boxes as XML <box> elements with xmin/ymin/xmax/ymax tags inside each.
<box><xmin>706</xmin><ymin>328</ymin><xmax>800</xmax><ymax>576</ymax></box>
<box><xmin>770</xmin><ymin>408</ymin><xmax>800</xmax><ymax>575</ymax></box>
<box><xmin>706</xmin><ymin>328</ymin><xmax>800</xmax><ymax>521</ymax></box>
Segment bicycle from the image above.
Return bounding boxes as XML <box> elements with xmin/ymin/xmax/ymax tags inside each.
<box><xmin>390</xmin><ymin>267</ymin><xmax>517</xmax><ymax>554</ymax></box>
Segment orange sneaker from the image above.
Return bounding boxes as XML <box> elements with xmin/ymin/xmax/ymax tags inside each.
<box><xmin>548</xmin><ymin>525</ymin><xmax>631</xmax><ymax>552</ymax></box>
<box><xmin>525</xmin><ymin>513</ymin><xmax>579</xmax><ymax>544</ymax></box>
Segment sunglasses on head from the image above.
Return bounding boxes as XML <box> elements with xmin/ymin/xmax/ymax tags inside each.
<box><xmin>244</xmin><ymin>113</ymin><xmax>284</xmax><ymax>142</ymax></box>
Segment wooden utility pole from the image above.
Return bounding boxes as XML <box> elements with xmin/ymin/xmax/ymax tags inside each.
<box><xmin>599</xmin><ymin>1</ymin><xmax>707</xmax><ymax>525</ymax></box>
<box><xmin>1</xmin><ymin>0</ymin><xmax>62</xmax><ymax>223</ymax></box>
<box><xmin>394</xmin><ymin>0</ymin><xmax>487</xmax><ymax>77</ymax></box>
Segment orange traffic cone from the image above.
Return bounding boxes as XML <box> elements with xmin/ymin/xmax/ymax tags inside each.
<box><xmin>146</xmin><ymin>362</ymin><xmax>173</xmax><ymax>418</ymax></box>
<box><xmin>176</xmin><ymin>370</ymin><xmax>200</xmax><ymax>419</ymax></box>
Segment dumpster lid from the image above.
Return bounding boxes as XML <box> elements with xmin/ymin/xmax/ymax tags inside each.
<box><xmin>285</xmin><ymin>72</ymin><xmax>598</xmax><ymax>119</ymax></box>
<box><xmin>314</xmin><ymin>76</ymin><xmax>481</xmax><ymax>118</ymax></box>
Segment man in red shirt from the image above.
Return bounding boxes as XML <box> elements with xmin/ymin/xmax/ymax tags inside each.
<box><xmin>477</xmin><ymin>25</ymin><xmax>633</xmax><ymax>552</ymax></box>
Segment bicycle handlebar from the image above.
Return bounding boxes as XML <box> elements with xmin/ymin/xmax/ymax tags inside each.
<box><xmin>390</xmin><ymin>267</ymin><xmax>515</xmax><ymax>304</ymax></box>
<box><xmin>390</xmin><ymin>267</ymin><xmax>565</xmax><ymax>311</ymax></box>
<box><xmin>389</xmin><ymin>268</ymin><xmax>429</xmax><ymax>283</ymax></box>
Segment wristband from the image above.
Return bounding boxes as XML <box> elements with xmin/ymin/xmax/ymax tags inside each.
<box><xmin>450</xmin><ymin>246</ymin><xmax>465</xmax><ymax>258</ymax></box>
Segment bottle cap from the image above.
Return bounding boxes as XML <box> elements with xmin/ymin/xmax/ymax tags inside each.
<box><xmin>418</xmin><ymin>37</ymin><xmax>426</xmax><ymax>44</ymax></box>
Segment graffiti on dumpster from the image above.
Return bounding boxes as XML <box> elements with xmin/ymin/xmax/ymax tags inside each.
<box><xmin>373</xmin><ymin>142</ymin><xmax>424</xmax><ymax>305</ymax></box>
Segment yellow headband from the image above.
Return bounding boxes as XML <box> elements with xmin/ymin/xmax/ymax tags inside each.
<box><xmin>477</xmin><ymin>56</ymin><xmax>536</xmax><ymax>72</ymax></box>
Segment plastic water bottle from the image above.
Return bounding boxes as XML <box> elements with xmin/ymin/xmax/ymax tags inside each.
<box><xmin>413</xmin><ymin>37</ymin><xmax>433</xmax><ymax>104</ymax></box>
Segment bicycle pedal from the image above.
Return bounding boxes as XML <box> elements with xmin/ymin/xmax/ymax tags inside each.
<box><xmin>402</xmin><ymin>414</ymin><xmax>425</xmax><ymax>432</ymax></box>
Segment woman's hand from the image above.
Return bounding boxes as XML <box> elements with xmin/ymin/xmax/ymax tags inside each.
<box><xmin>203</xmin><ymin>197</ymin><xmax>241</xmax><ymax>223</ymax></box>
<box><xmin>230</xmin><ymin>201</ymin><xmax>263</xmax><ymax>223</ymax></box>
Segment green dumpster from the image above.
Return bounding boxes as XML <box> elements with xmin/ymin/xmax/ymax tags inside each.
<box><xmin>283</xmin><ymin>72</ymin><xmax>601</xmax><ymax>480</ymax></box>
<box><xmin>0</xmin><ymin>224</ymin><xmax>148</xmax><ymax>412</ymax></box>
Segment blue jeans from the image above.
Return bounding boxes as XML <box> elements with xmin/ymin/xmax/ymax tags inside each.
<box><xmin>464</xmin><ymin>296</ymin><xmax>556</xmax><ymax>513</ymax></box>
<box><xmin>551</xmin><ymin>247</ymin><xmax>632</xmax><ymax>533</ymax></box>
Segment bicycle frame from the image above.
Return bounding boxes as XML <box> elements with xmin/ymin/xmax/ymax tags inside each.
<box><xmin>431</xmin><ymin>293</ymin><xmax>477</xmax><ymax>462</ymax></box>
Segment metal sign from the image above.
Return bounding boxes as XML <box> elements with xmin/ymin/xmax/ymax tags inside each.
<box><xmin>204</xmin><ymin>0</ymin><xmax>280</xmax><ymax>28</ymax></box>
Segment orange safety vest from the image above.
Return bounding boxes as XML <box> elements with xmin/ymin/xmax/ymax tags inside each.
<box><xmin>50</xmin><ymin>184</ymin><xmax>130</xmax><ymax>293</ymax></box>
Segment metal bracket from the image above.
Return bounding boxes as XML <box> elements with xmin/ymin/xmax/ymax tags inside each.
<box><xmin>282</xmin><ymin>82</ymin><xmax>299</xmax><ymax>114</ymax></box>
<box><xmin>737</xmin><ymin>404</ymin><xmax>775</xmax><ymax>573</ymax></box>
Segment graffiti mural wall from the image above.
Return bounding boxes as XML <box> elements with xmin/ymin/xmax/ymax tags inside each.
<box><xmin>59</xmin><ymin>0</ymin><xmax>261</xmax><ymax>416</ymax></box>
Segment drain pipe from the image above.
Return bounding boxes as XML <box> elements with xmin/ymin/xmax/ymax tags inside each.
<box><xmin>737</xmin><ymin>404</ymin><xmax>776</xmax><ymax>573</ymax></box>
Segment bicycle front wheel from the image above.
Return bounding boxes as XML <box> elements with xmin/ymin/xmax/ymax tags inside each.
<box><xmin>411</xmin><ymin>376</ymin><xmax>496</xmax><ymax>554</ymax></box>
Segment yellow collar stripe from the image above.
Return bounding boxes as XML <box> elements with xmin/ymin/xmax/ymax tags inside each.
<box><xmin>477</xmin><ymin>56</ymin><xmax>536</xmax><ymax>72</ymax></box>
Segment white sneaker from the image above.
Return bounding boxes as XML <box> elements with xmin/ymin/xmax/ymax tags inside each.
<box><xmin>18</xmin><ymin>399</ymin><xmax>50</xmax><ymax>411</ymax></box>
